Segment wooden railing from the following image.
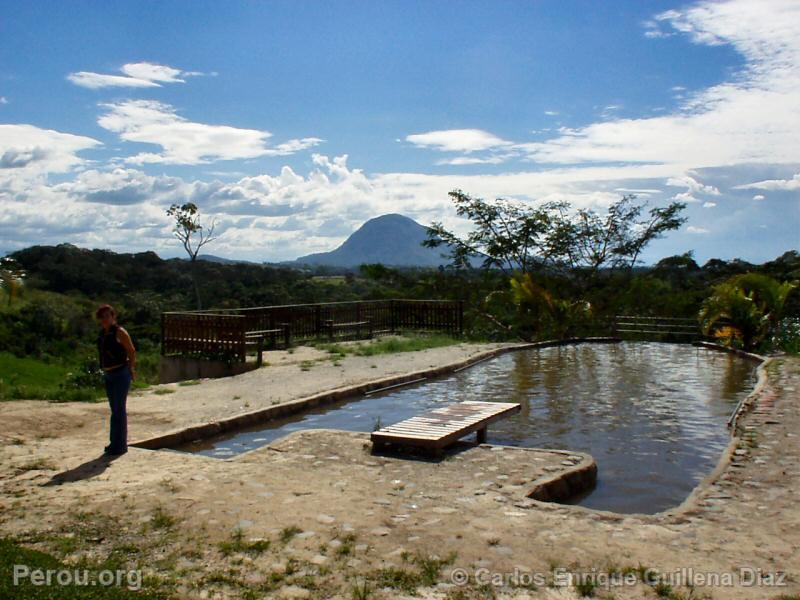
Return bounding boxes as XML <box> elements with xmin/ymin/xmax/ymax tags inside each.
<box><xmin>613</xmin><ymin>315</ymin><xmax>702</xmax><ymax>340</ymax></box>
<box><xmin>161</xmin><ymin>299</ymin><xmax>464</xmax><ymax>362</ymax></box>
<box><xmin>160</xmin><ymin>312</ymin><xmax>248</xmax><ymax>362</ymax></box>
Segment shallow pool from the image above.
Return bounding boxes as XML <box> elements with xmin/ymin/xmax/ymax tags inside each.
<box><xmin>176</xmin><ymin>342</ymin><xmax>756</xmax><ymax>514</ymax></box>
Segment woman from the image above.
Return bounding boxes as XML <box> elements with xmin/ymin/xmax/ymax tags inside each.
<box><xmin>96</xmin><ymin>304</ymin><xmax>136</xmax><ymax>455</ymax></box>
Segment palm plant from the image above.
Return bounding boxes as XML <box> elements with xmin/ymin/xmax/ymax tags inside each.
<box><xmin>510</xmin><ymin>273</ymin><xmax>591</xmax><ymax>339</ymax></box>
<box><xmin>699</xmin><ymin>273</ymin><xmax>797</xmax><ymax>350</ymax></box>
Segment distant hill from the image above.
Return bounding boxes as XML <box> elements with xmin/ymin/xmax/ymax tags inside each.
<box><xmin>195</xmin><ymin>254</ymin><xmax>258</xmax><ymax>265</ymax></box>
<box><xmin>295</xmin><ymin>214</ymin><xmax>451</xmax><ymax>267</ymax></box>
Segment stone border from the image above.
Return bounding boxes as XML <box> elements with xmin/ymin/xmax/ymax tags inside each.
<box><xmin>661</xmin><ymin>348</ymin><xmax>770</xmax><ymax>519</ymax></box>
<box><xmin>133</xmin><ymin>337</ymin><xmax>769</xmax><ymax>519</ymax></box>
<box><xmin>526</xmin><ymin>450</ymin><xmax>598</xmax><ymax>503</ymax></box>
<box><xmin>131</xmin><ymin>337</ymin><xmax>621</xmax><ymax>451</ymax></box>
<box><xmin>691</xmin><ymin>340</ymin><xmax>766</xmax><ymax>363</ymax></box>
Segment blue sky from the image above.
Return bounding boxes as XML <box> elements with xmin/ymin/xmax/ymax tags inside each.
<box><xmin>1</xmin><ymin>0</ymin><xmax>798</xmax><ymax>263</ymax></box>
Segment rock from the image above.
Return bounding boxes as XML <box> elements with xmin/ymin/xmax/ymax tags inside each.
<box><xmin>370</xmin><ymin>527</ymin><xmax>391</xmax><ymax>536</ymax></box>
<box><xmin>316</xmin><ymin>514</ymin><xmax>336</xmax><ymax>524</ymax></box>
<box><xmin>310</xmin><ymin>554</ymin><xmax>327</xmax><ymax>565</ymax></box>
<box><xmin>296</xmin><ymin>531</ymin><xmax>316</xmax><ymax>539</ymax></box>
<box><xmin>278</xmin><ymin>585</ymin><xmax>311</xmax><ymax>598</ymax></box>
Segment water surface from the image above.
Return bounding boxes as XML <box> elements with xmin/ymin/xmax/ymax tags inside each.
<box><xmin>176</xmin><ymin>342</ymin><xmax>755</xmax><ymax>513</ymax></box>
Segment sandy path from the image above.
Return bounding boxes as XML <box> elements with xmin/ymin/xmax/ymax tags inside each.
<box><xmin>0</xmin><ymin>343</ymin><xmax>798</xmax><ymax>599</ymax></box>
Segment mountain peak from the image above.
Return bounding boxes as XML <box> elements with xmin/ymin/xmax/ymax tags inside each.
<box><xmin>295</xmin><ymin>214</ymin><xmax>447</xmax><ymax>267</ymax></box>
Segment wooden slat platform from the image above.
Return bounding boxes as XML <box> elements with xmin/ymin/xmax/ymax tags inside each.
<box><xmin>371</xmin><ymin>400</ymin><xmax>521</xmax><ymax>455</ymax></box>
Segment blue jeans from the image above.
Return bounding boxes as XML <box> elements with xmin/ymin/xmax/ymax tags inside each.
<box><xmin>104</xmin><ymin>365</ymin><xmax>131</xmax><ymax>452</ymax></box>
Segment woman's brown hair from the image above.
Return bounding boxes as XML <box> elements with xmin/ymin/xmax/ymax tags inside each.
<box><xmin>95</xmin><ymin>304</ymin><xmax>116</xmax><ymax>319</ymax></box>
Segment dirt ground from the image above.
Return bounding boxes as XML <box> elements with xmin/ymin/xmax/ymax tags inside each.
<box><xmin>1</xmin><ymin>341</ymin><xmax>798</xmax><ymax>599</ymax></box>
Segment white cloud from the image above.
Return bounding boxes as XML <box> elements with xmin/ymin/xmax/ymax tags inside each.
<box><xmin>0</xmin><ymin>124</ymin><xmax>100</xmax><ymax>188</ymax></box>
<box><xmin>436</xmin><ymin>155</ymin><xmax>507</xmax><ymax>166</ymax></box>
<box><xmin>753</xmin><ymin>194</ymin><xmax>766</xmax><ymax>201</ymax></box>
<box><xmin>687</xmin><ymin>225</ymin><xmax>710</xmax><ymax>234</ymax></box>
<box><xmin>666</xmin><ymin>173</ymin><xmax>720</xmax><ymax>203</ymax></box>
<box><xmin>519</xmin><ymin>0</ymin><xmax>800</xmax><ymax>169</ymax></box>
<box><xmin>667</xmin><ymin>174</ymin><xmax>720</xmax><ymax>195</ymax></box>
<box><xmin>55</xmin><ymin>167</ymin><xmax>182</xmax><ymax>205</ymax></box>
<box><xmin>702</xmin><ymin>201</ymin><xmax>717</xmax><ymax>208</ymax></box>
<box><xmin>735</xmin><ymin>173</ymin><xmax>800</xmax><ymax>191</ymax></box>
<box><xmin>67</xmin><ymin>62</ymin><xmax>202</xmax><ymax>89</ymax></box>
<box><xmin>544</xmin><ymin>110</ymin><xmax>559</xmax><ymax>116</ymax></box>
<box><xmin>405</xmin><ymin>129</ymin><xmax>511</xmax><ymax>153</ymax></box>
<box><xmin>614</xmin><ymin>187</ymin><xmax>662</xmax><ymax>195</ymax></box>
<box><xmin>97</xmin><ymin>100</ymin><xmax>322</xmax><ymax>165</ymax></box>
<box><xmin>672</xmin><ymin>192</ymin><xmax>699</xmax><ymax>203</ymax></box>
<box><xmin>0</xmin><ymin>97</ymin><xmax>8</xmax><ymax>105</ymax></box>
<box><xmin>119</xmin><ymin>62</ymin><xmax>185</xmax><ymax>83</ymax></box>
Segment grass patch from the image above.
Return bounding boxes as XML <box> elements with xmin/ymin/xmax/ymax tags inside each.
<box><xmin>0</xmin><ymin>348</ymin><xmax>161</xmax><ymax>402</ymax></box>
<box><xmin>150</xmin><ymin>506</ymin><xmax>177</xmax><ymax>530</ymax></box>
<box><xmin>218</xmin><ymin>528</ymin><xmax>270</xmax><ymax>557</ymax></box>
<box><xmin>0</xmin><ymin>352</ymin><xmax>104</xmax><ymax>402</ymax></box>
<box><xmin>318</xmin><ymin>334</ymin><xmax>460</xmax><ymax>358</ymax></box>
<box><xmin>0</xmin><ymin>537</ymin><xmax>165</xmax><ymax>598</ymax></box>
<box><xmin>574</xmin><ymin>577</ymin><xmax>598</xmax><ymax>597</ymax></box>
<box><xmin>153</xmin><ymin>388</ymin><xmax>174</xmax><ymax>395</ymax></box>
<box><xmin>14</xmin><ymin>458</ymin><xmax>56</xmax><ymax>473</ymax></box>
<box><xmin>278</xmin><ymin>526</ymin><xmax>302</xmax><ymax>544</ymax></box>
<box><xmin>335</xmin><ymin>533</ymin><xmax>357</xmax><ymax>558</ymax></box>
<box><xmin>369</xmin><ymin>551</ymin><xmax>457</xmax><ymax>593</ymax></box>
<box><xmin>177</xmin><ymin>379</ymin><xmax>201</xmax><ymax>387</ymax></box>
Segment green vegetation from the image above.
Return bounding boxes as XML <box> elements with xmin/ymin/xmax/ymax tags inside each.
<box><xmin>317</xmin><ymin>333</ymin><xmax>460</xmax><ymax>357</ymax></box>
<box><xmin>368</xmin><ymin>551</ymin><xmax>457</xmax><ymax>594</ymax></box>
<box><xmin>150</xmin><ymin>506</ymin><xmax>177</xmax><ymax>530</ymax></box>
<box><xmin>0</xmin><ymin>208</ymin><xmax>797</xmax><ymax>404</ymax></box>
<box><xmin>218</xmin><ymin>528</ymin><xmax>270</xmax><ymax>557</ymax></box>
<box><xmin>700</xmin><ymin>272</ymin><xmax>797</xmax><ymax>351</ymax></box>
<box><xmin>278</xmin><ymin>526</ymin><xmax>302</xmax><ymax>544</ymax></box>
<box><xmin>0</xmin><ymin>538</ymin><xmax>166</xmax><ymax>599</ymax></box>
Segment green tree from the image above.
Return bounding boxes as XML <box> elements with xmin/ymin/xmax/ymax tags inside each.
<box><xmin>0</xmin><ymin>257</ymin><xmax>26</xmax><ymax>306</ymax></box>
<box><xmin>425</xmin><ymin>190</ymin><xmax>685</xmax><ymax>281</ymax></box>
<box><xmin>546</xmin><ymin>194</ymin><xmax>687</xmax><ymax>278</ymax></box>
<box><xmin>425</xmin><ymin>190</ymin><xmax>686</xmax><ymax>337</ymax></box>
<box><xmin>699</xmin><ymin>273</ymin><xmax>797</xmax><ymax>350</ymax></box>
<box><xmin>424</xmin><ymin>189</ymin><xmax>563</xmax><ymax>275</ymax></box>
<box><xmin>166</xmin><ymin>202</ymin><xmax>219</xmax><ymax>309</ymax></box>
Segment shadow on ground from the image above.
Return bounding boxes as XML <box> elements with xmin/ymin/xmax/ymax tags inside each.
<box><xmin>43</xmin><ymin>454</ymin><xmax>123</xmax><ymax>486</ymax></box>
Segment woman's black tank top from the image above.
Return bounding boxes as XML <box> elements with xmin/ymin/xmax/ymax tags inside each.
<box><xmin>98</xmin><ymin>324</ymin><xmax>128</xmax><ymax>369</ymax></box>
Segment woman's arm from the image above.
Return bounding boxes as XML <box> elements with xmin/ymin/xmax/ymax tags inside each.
<box><xmin>116</xmin><ymin>327</ymin><xmax>137</xmax><ymax>380</ymax></box>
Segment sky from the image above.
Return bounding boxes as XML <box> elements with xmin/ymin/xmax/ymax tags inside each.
<box><xmin>0</xmin><ymin>0</ymin><xmax>798</xmax><ymax>265</ymax></box>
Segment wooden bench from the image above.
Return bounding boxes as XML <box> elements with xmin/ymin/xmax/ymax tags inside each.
<box><xmin>371</xmin><ymin>400</ymin><xmax>521</xmax><ymax>456</ymax></box>
<box><xmin>246</xmin><ymin>324</ymin><xmax>291</xmax><ymax>365</ymax></box>
<box><xmin>322</xmin><ymin>318</ymin><xmax>373</xmax><ymax>341</ymax></box>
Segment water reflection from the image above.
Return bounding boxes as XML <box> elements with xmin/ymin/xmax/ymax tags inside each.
<box><xmin>175</xmin><ymin>342</ymin><xmax>755</xmax><ymax>514</ymax></box>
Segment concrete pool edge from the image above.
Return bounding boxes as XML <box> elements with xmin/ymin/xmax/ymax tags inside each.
<box><xmin>238</xmin><ymin>428</ymin><xmax>600</xmax><ymax>507</ymax></box>
<box><xmin>661</xmin><ymin>345</ymin><xmax>770</xmax><ymax>519</ymax></box>
<box><xmin>130</xmin><ymin>336</ymin><xmax>621</xmax><ymax>451</ymax></box>
<box><xmin>129</xmin><ymin>337</ymin><xmax>768</xmax><ymax>519</ymax></box>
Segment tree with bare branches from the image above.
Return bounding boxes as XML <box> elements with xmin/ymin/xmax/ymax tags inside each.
<box><xmin>167</xmin><ymin>202</ymin><xmax>219</xmax><ymax>309</ymax></box>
